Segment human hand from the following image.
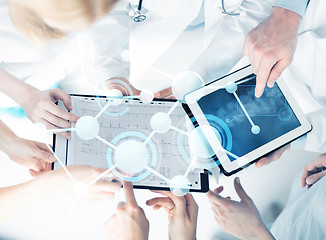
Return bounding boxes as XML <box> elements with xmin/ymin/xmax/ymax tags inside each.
<box><xmin>301</xmin><ymin>154</ymin><xmax>326</xmax><ymax>189</ymax></box>
<box><xmin>146</xmin><ymin>191</ymin><xmax>198</xmax><ymax>240</ymax></box>
<box><xmin>103</xmin><ymin>77</ymin><xmax>174</xmax><ymax>99</ymax></box>
<box><xmin>22</xmin><ymin>88</ymin><xmax>79</xmax><ymax>138</ymax></box>
<box><xmin>255</xmin><ymin>143</ymin><xmax>290</xmax><ymax>168</ymax></box>
<box><xmin>104</xmin><ymin>181</ymin><xmax>149</xmax><ymax>240</ymax></box>
<box><xmin>3</xmin><ymin>136</ymin><xmax>56</xmax><ymax>175</ymax></box>
<box><xmin>244</xmin><ymin>6</ymin><xmax>301</xmax><ymax>97</ymax></box>
<box><xmin>41</xmin><ymin>165</ymin><xmax>122</xmax><ymax>201</ymax></box>
<box><xmin>207</xmin><ymin>178</ymin><xmax>275</xmax><ymax>240</ymax></box>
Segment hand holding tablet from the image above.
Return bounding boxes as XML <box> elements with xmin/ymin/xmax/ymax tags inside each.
<box><xmin>184</xmin><ymin>65</ymin><xmax>311</xmax><ymax>175</ymax></box>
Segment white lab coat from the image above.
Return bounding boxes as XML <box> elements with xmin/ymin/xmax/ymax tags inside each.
<box><xmin>0</xmin><ymin>0</ymin><xmax>274</xmax><ymax>105</ymax></box>
<box><xmin>127</xmin><ymin>0</ymin><xmax>274</xmax><ymax>92</ymax></box>
<box><xmin>282</xmin><ymin>0</ymin><xmax>326</xmax><ymax>153</ymax></box>
<box><xmin>270</xmin><ymin>173</ymin><xmax>326</xmax><ymax>239</ymax></box>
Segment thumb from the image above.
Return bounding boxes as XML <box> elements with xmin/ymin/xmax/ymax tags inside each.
<box><xmin>51</xmin><ymin>89</ymin><xmax>73</xmax><ymax>111</ymax></box>
<box><xmin>35</xmin><ymin>143</ymin><xmax>56</xmax><ymax>163</ymax></box>
<box><xmin>234</xmin><ymin>177</ymin><xmax>250</xmax><ymax>202</ymax></box>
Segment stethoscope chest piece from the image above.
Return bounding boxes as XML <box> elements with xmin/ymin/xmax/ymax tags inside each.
<box><xmin>129</xmin><ymin>4</ymin><xmax>148</xmax><ymax>22</ymax></box>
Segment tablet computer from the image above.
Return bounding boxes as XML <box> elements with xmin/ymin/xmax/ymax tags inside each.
<box><xmin>184</xmin><ymin>65</ymin><xmax>312</xmax><ymax>176</ymax></box>
<box><xmin>53</xmin><ymin>94</ymin><xmax>209</xmax><ymax>192</ymax></box>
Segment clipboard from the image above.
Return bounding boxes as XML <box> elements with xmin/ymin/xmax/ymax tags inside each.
<box><xmin>53</xmin><ymin>94</ymin><xmax>209</xmax><ymax>193</ymax></box>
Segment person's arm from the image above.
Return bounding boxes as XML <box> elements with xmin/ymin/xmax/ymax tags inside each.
<box><xmin>207</xmin><ymin>178</ymin><xmax>275</xmax><ymax>240</ymax></box>
<box><xmin>244</xmin><ymin>6</ymin><xmax>301</xmax><ymax>98</ymax></box>
<box><xmin>0</xmin><ymin>120</ymin><xmax>55</xmax><ymax>174</ymax></box>
<box><xmin>0</xmin><ymin>176</ymin><xmax>50</xmax><ymax>223</ymax></box>
<box><xmin>146</xmin><ymin>191</ymin><xmax>198</xmax><ymax>240</ymax></box>
<box><xmin>104</xmin><ymin>181</ymin><xmax>149</xmax><ymax>240</ymax></box>
<box><xmin>0</xmin><ymin>165</ymin><xmax>121</xmax><ymax>223</ymax></box>
<box><xmin>0</xmin><ymin>68</ymin><xmax>79</xmax><ymax>138</ymax></box>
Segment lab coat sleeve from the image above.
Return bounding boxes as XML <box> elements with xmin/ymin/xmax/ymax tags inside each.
<box><xmin>87</xmin><ymin>0</ymin><xmax>130</xmax><ymax>88</ymax></box>
<box><xmin>273</xmin><ymin>0</ymin><xmax>309</xmax><ymax>17</ymax></box>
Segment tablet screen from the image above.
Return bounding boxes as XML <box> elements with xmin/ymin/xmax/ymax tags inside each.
<box><xmin>196</xmin><ymin>74</ymin><xmax>301</xmax><ymax>162</ymax></box>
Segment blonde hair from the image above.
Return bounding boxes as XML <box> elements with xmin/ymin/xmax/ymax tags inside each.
<box><xmin>9</xmin><ymin>0</ymin><xmax>117</xmax><ymax>44</ymax></box>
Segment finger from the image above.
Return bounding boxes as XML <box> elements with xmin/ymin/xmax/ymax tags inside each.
<box><xmin>33</xmin><ymin>159</ymin><xmax>50</xmax><ymax>171</ymax></box>
<box><xmin>304</xmin><ymin>157</ymin><xmax>326</xmax><ymax>173</ymax></box>
<box><xmin>254</xmin><ymin>72</ymin><xmax>266</xmax><ymax>98</ymax></box>
<box><xmin>206</xmin><ymin>190</ymin><xmax>229</xmax><ymax>206</ymax></box>
<box><xmin>266</xmin><ymin>58</ymin><xmax>291</xmax><ymax>88</ymax></box>
<box><xmin>213</xmin><ymin>186</ymin><xmax>224</xmax><ymax>195</ymax></box>
<box><xmin>45</xmin><ymin>100</ymin><xmax>79</xmax><ymax>122</ymax></box>
<box><xmin>35</xmin><ymin>142</ymin><xmax>56</xmax><ymax>163</ymax></box>
<box><xmin>39</xmin><ymin>119</ymin><xmax>71</xmax><ymax>139</ymax></box>
<box><xmin>154</xmin><ymin>87</ymin><xmax>173</xmax><ymax>99</ymax></box>
<box><xmin>29</xmin><ymin>169</ymin><xmax>46</xmax><ymax>177</ymax></box>
<box><xmin>44</xmin><ymin>162</ymin><xmax>52</xmax><ymax>172</ymax></box>
<box><xmin>117</xmin><ymin>201</ymin><xmax>126</xmax><ymax>209</ymax></box>
<box><xmin>123</xmin><ymin>181</ymin><xmax>138</xmax><ymax>207</ymax></box>
<box><xmin>255</xmin><ymin>157</ymin><xmax>272</xmax><ymax>168</ymax></box>
<box><xmin>51</xmin><ymin>89</ymin><xmax>73</xmax><ymax>111</ymax></box>
<box><xmin>234</xmin><ymin>177</ymin><xmax>251</xmax><ymax>202</ymax></box>
<box><xmin>252</xmin><ymin>44</ymin><xmax>264</xmax><ymax>75</ymax></box>
<box><xmin>256</xmin><ymin>57</ymin><xmax>276</xmax><ymax>95</ymax></box>
<box><xmin>153</xmin><ymin>205</ymin><xmax>162</xmax><ymax>210</ymax></box>
<box><xmin>301</xmin><ymin>169</ymin><xmax>309</xmax><ymax>188</ymax></box>
<box><xmin>184</xmin><ymin>194</ymin><xmax>198</xmax><ymax>220</ymax></box>
<box><xmin>42</xmin><ymin>110</ymin><xmax>72</xmax><ymax>129</ymax></box>
<box><xmin>306</xmin><ymin>171</ymin><xmax>326</xmax><ymax>186</ymax></box>
<box><xmin>146</xmin><ymin>197</ymin><xmax>175</xmax><ymax>210</ymax></box>
<box><xmin>153</xmin><ymin>190</ymin><xmax>187</xmax><ymax>217</ymax></box>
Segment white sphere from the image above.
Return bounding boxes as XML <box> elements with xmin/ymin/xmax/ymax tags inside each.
<box><xmin>169</xmin><ymin>175</ymin><xmax>191</xmax><ymax>196</ymax></box>
<box><xmin>108</xmin><ymin>89</ymin><xmax>123</xmax><ymax>106</ymax></box>
<box><xmin>75</xmin><ymin>116</ymin><xmax>100</xmax><ymax>140</ymax></box>
<box><xmin>251</xmin><ymin>125</ymin><xmax>260</xmax><ymax>135</ymax></box>
<box><xmin>172</xmin><ymin>71</ymin><xmax>204</xmax><ymax>100</ymax></box>
<box><xmin>225</xmin><ymin>82</ymin><xmax>237</xmax><ymax>94</ymax></box>
<box><xmin>140</xmin><ymin>90</ymin><xmax>154</xmax><ymax>103</ymax></box>
<box><xmin>150</xmin><ymin>112</ymin><xmax>172</xmax><ymax>133</ymax></box>
<box><xmin>73</xmin><ymin>183</ymin><xmax>90</xmax><ymax>199</ymax></box>
<box><xmin>188</xmin><ymin>125</ymin><xmax>222</xmax><ymax>159</ymax></box>
<box><xmin>114</xmin><ymin>140</ymin><xmax>149</xmax><ymax>175</ymax></box>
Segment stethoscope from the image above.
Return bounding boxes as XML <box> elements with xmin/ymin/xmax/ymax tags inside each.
<box><xmin>129</xmin><ymin>0</ymin><xmax>246</xmax><ymax>23</ymax></box>
<box><xmin>129</xmin><ymin>0</ymin><xmax>147</xmax><ymax>22</ymax></box>
<box><xmin>221</xmin><ymin>0</ymin><xmax>246</xmax><ymax>16</ymax></box>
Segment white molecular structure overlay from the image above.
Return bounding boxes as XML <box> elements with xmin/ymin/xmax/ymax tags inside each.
<box><xmin>40</xmin><ymin>69</ymin><xmax>260</xmax><ymax>209</ymax></box>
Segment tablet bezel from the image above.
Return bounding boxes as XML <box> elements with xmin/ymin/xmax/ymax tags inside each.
<box><xmin>52</xmin><ymin>94</ymin><xmax>209</xmax><ymax>193</ymax></box>
<box><xmin>184</xmin><ymin>65</ymin><xmax>312</xmax><ymax>175</ymax></box>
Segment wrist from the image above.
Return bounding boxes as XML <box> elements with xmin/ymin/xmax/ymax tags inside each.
<box><xmin>251</xmin><ymin>224</ymin><xmax>275</xmax><ymax>240</ymax></box>
<box><xmin>271</xmin><ymin>6</ymin><xmax>301</xmax><ymax>26</ymax></box>
<box><xmin>19</xmin><ymin>86</ymin><xmax>39</xmax><ymax>110</ymax></box>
